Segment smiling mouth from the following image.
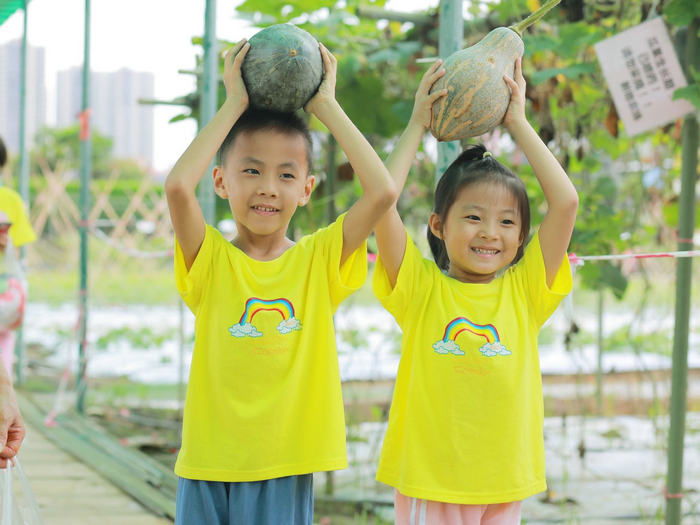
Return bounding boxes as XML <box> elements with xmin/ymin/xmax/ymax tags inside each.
<box><xmin>472</xmin><ymin>247</ymin><xmax>499</xmax><ymax>255</ymax></box>
<box><xmin>252</xmin><ymin>205</ymin><xmax>279</xmax><ymax>213</ymax></box>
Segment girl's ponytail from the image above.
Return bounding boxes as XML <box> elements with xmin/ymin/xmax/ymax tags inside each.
<box><xmin>427</xmin><ymin>227</ymin><xmax>449</xmax><ymax>272</ymax></box>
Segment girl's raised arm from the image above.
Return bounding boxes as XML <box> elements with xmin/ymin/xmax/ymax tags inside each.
<box><xmin>503</xmin><ymin>58</ymin><xmax>578</xmax><ymax>287</ymax></box>
<box><xmin>375</xmin><ymin>62</ymin><xmax>447</xmax><ymax>288</ymax></box>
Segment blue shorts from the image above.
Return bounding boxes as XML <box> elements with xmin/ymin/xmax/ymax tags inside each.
<box><xmin>175</xmin><ymin>474</ymin><xmax>314</xmax><ymax>525</ymax></box>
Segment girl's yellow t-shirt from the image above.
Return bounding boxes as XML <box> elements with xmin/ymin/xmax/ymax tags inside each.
<box><xmin>174</xmin><ymin>214</ymin><xmax>366</xmax><ymax>482</ymax></box>
<box><xmin>373</xmin><ymin>230</ymin><xmax>571</xmax><ymax>504</ymax></box>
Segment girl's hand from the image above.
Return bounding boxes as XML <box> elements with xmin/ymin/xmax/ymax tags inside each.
<box><xmin>305</xmin><ymin>43</ymin><xmax>337</xmax><ymax>115</ymax></box>
<box><xmin>502</xmin><ymin>57</ymin><xmax>527</xmax><ymax>130</ymax></box>
<box><xmin>223</xmin><ymin>39</ymin><xmax>250</xmax><ymax>106</ymax></box>
<box><xmin>410</xmin><ymin>59</ymin><xmax>447</xmax><ymax>131</ymax></box>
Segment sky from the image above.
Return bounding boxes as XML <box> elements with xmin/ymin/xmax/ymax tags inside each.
<box><xmin>0</xmin><ymin>0</ymin><xmax>255</xmax><ymax>172</ymax></box>
<box><xmin>0</xmin><ymin>0</ymin><xmax>438</xmax><ymax>173</ymax></box>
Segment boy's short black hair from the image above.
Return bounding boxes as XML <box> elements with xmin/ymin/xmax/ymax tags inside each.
<box><xmin>0</xmin><ymin>136</ymin><xmax>7</xmax><ymax>168</ymax></box>
<box><xmin>218</xmin><ymin>108</ymin><xmax>313</xmax><ymax>173</ymax></box>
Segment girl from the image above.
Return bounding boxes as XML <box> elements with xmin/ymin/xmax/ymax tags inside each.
<box><xmin>373</xmin><ymin>58</ymin><xmax>578</xmax><ymax>524</ymax></box>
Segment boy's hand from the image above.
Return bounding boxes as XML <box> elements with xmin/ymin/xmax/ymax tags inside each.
<box><xmin>305</xmin><ymin>43</ymin><xmax>337</xmax><ymax>115</ymax></box>
<box><xmin>223</xmin><ymin>39</ymin><xmax>251</xmax><ymax>107</ymax></box>
<box><xmin>411</xmin><ymin>59</ymin><xmax>447</xmax><ymax>131</ymax></box>
<box><xmin>502</xmin><ymin>57</ymin><xmax>527</xmax><ymax>131</ymax></box>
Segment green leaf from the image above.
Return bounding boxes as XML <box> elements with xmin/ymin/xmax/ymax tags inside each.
<box><xmin>522</xmin><ymin>34</ymin><xmax>559</xmax><ymax>56</ymax></box>
<box><xmin>672</xmin><ymin>84</ymin><xmax>700</xmax><ymax>109</ymax></box>
<box><xmin>595</xmin><ymin>176</ymin><xmax>618</xmax><ymax>202</ymax></box>
<box><xmin>599</xmin><ymin>262</ymin><xmax>628</xmax><ymax>299</ymax></box>
<box><xmin>664</xmin><ymin>0</ymin><xmax>700</xmax><ymax>27</ymax></box>
<box><xmin>530</xmin><ymin>63</ymin><xmax>597</xmax><ymax>85</ymax></box>
<box><xmin>556</xmin><ymin>22</ymin><xmax>606</xmax><ymax>59</ymax></box>
<box><xmin>168</xmin><ymin>113</ymin><xmax>189</xmax><ymax>123</ymax></box>
<box><xmin>662</xmin><ymin>200</ymin><xmax>700</xmax><ymax>228</ymax></box>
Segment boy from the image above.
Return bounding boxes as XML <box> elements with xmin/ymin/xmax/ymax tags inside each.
<box><xmin>165</xmin><ymin>40</ymin><xmax>395</xmax><ymax>525</ymax></box>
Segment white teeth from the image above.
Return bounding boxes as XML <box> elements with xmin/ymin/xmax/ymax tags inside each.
<box><xmin>254</xmin><ymin>206</ymin><xmax>277</xmax><ymax>212</ymax></box>
<box><xmin>474</xmin><ymin>248</ymin><xmax>498</xmax><ymax>255</ymax></box>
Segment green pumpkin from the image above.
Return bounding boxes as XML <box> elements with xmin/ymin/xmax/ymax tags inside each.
<box><xmin>430</xmin><ymin>27</ymin><xmax>524</xmax><ymax>141</ymax></box>
<box><xmin>242</xmin><ymin>24</ymin><xmax>323</xmax><ymax>113</ymax></box>
<box><xmin>430</xmin><ymin>0</ymin><xmax>560</xmax><ymax>141</ymax></box>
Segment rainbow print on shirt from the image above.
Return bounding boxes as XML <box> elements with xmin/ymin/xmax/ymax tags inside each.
<box><xmin>432</xmin><ymin>317</ymin><xmax>511</xmax><ymax>357</ymax></box>
<box><xmin>228</xmin><ymin>297</ymin><xmax>302</xmax><ymax>338</ymax></box>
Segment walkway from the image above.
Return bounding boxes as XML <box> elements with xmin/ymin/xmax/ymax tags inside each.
<box><xmin>13</xmin><ymin>395</ymin><xmax>173</xmax><ymax>524</ymax></box>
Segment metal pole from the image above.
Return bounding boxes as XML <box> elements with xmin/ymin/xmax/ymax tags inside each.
<box><xmin>197</xmin><ymin>0</ymin><xmax>217</xmax><ymax>224</ymax></box>
<box><xmin>436</xmin><ymin>0</ymin><xmax>463</xmax><ymax>182</ymax></box>
<box><xmin>596</xmin><ymin>289</ymin><xmax>603</xmax><ymax>414</ymax></box>
<box><xmin>324</xmin><ymin>134</ymin><xmax>337</xmax><ymax>496</ymax></box>
<box><xmin>178</xmin><ymin>299</ymin><xmax>185</xmax><ymax>419</ymax></box>
<box><xmin>76</xmin><ymin>0</ymin><xmax>92</xmax><ymax>414</ymax></box>
<box><xmin>14</xmin><ymin>0</ymin><xmax>29</xmax><ymax>386</ymax></box>
<box><xmin>665</xmin><ymin>17</ymin><xmax>699</xmax><ymax>524</ymax></box>
<box><xmin>325</xmin><ymin>135</ymin><xmax>337</xmax><ymax>222</ymax></box>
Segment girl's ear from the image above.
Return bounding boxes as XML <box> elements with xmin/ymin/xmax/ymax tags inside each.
<box><xmin>428</xmin><ymin>212</ymin><xmax>443</xmax><ymax>239</ymax></box>
<box><xmin>213</xmin><ymin>166</ymin><xmax>227</xmax><ymax>199</ymax></box>
<box><xmin>298</xmin><ymin>175</ymin><xmax>316</xmax><ymax>206</ymax></box>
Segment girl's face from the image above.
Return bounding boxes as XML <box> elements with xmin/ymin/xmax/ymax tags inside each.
<box><xmin>429</xmin><ymin>182</ymin><xmax>524</xmax><ymax>284</ymax></box>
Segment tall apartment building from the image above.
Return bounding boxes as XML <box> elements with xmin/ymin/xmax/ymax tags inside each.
<box><xmin>57</xmin><ymin>67</ymin><xmax>154</xmax><ymax>166</ymax></box>
<box><xmin>0</xmin><ymin>39</ymin><xmax>47</xmax><ymax>153</ymax></box>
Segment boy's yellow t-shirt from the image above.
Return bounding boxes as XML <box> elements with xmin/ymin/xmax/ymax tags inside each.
<box><xmin>0</xmin><ymin>187</ymin><xmax>36</xmax><ymax>247</ymax></box>
<box><xmin>373</xmin><ymin>230</ymin><xmax>572</xmax><ymax>504</ymax></box>
<box><xmin>174</xmin><ymin>214</ymin><xmax>366</xmax><ymax>482</ymax></box>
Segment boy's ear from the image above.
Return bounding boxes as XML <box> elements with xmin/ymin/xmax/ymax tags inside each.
<box><xmin>213</xmin><ymin>166</ymin><xmax>228</xmax><ymax>198</ymax></box>
<box><xmin>428</xmin><ymin>212</ymin><xmax>443</xmax><ymax>239</ymax></box>
<box><xmin>298</xmin><ymin>174</ymin><xmax>316</xmax><ymax>206</ymax></box>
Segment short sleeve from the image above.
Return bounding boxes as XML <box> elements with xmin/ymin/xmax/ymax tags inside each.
<box><xmin>372</xmin><ymin>231</ymin><xmax>431</xmax><ymax>323</ymax></box>
<box><xmin>0</xmin><ymin>190</ymin><xmax>36</xmax><ymax>246</ymax></box>
<box><xmin>517</xmin><ymin>230</ymin><xmax>572</xmax><ymax>326</ymax></box>
<box><xmin>316</xmin><ymin>213</ymin><xmax>367</xmax><ymax>309</ymax></box>
<box><xmin>174</xmin><ymin>225</ymin><xmax>218</xmax><ymax>314</ymax></box>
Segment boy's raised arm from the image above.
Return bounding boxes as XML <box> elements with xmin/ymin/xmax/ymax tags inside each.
<box><xmin>305</xmin><ymin>44</ymin><xmax>397</xmax><ymax>267</ymax></box>
<box><xmin>165</xmin><ymin>40</ymin><xmax>250</xmax><ymax>270</ymax></box>
<box><xmin>374</xmin><ymin>61</ymin><xmax>447</xmax><ymax>288</ymax></box>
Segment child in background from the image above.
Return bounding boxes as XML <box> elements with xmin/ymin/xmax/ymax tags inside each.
<box><xmin>0</xmin><ymin>136</ymin><xmax>36</xmax><ymax>376</ymax></box>
<box><xmin>373</xmin><ymin>57</ymin><xmax>578</xmax><ymax>523</ymax></box>
<box><xmin>165</xmin><ymin>39</ymin><xmax>395</xmax><ymax>525</ymax></box>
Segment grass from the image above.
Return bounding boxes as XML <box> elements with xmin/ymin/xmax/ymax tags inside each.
<box><xmin>28</xmin><ymin>266</ymin><xmax>177</xmax><ymax>305</ymax></box>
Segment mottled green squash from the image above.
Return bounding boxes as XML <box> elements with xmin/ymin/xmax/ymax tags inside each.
<box><xmin>242</xmin><ymin>24</ymin><xmax>323</xmax><ymax>112</ymax></box>
<box><xmin>430</xmin><ymin>0</ymin><xmax>560</xmax><ymax>141</ymax></box>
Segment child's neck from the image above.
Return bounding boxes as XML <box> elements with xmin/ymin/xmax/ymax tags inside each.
<box><xmin>232</xmin><ymin>229</ymin><xmax>295</xmax><ymax>262</ymax></box>
<box><xmin>447</xmin><ymin>267</ymin><xmax>498</xmax><ymax>284</ymax></box>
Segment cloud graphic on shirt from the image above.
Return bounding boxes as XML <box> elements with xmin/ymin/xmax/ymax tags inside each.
<box><xmin>432</xmin><ymin>339</ymin><xmax>465</xmax><ymax>356</ymax></box>
<box><xmin>276</xmin><ymin>317</ymin><xmax>302</xmax><ymax>335</ymax></box>
<box><xmin>478</xmin><ymin>342</ymin><xmax>511</xmax><ymax>357</ymax></box>
<box><xmin>228</xmin><ymin>322</ymin><xmax>263</xmax><ymax>338</ymax></box>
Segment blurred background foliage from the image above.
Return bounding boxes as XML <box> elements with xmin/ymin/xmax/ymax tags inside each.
<box><xmin>18</xmin><ymin>0</ymin><xmax>700</xmax><ymax>301</ymax></box>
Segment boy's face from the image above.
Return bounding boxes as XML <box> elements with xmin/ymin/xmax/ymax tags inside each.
<box><xmin>213</xmin><ymin>129</ymin><xmax>315</xmax><ymax>240</ymax></box>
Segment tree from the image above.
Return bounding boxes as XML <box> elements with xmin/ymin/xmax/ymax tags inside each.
<box><xmin>29</xmin><ymin>125</ymin><xmax>114</xmax><ymax>179</ymax></box>
<box><xmin>163</xmin><ymin>0</ymin><xmax>698</xmax><ymax>298</ymax></box>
